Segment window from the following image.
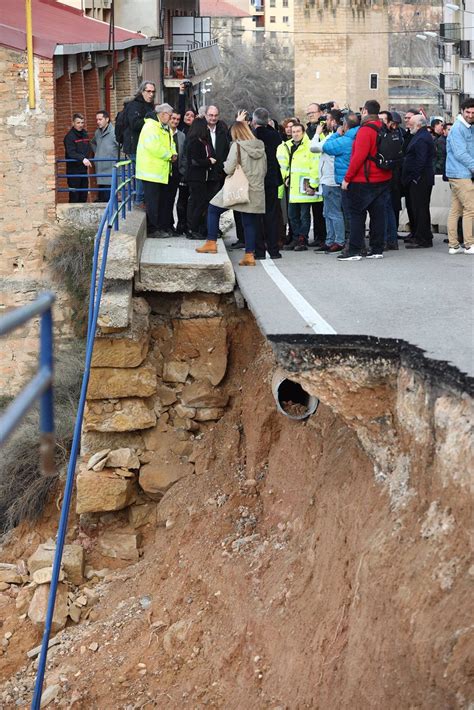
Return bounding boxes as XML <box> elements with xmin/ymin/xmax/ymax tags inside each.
<box><xmin>282</xmin><ymin>15</ymin><xmax>289</xmax><ymax>22</ymax></box>
<box><xmin>369</xmin><ymin>73</ymin><xmax>378</xmax><ymax>90</ymax></box>
<box><xmin>283</xmin><ymin>0</ymin><xmax>289</xmax><ymax>6</ymax></box>
<box><xmin>270</xmin><ymin>0</ymin><xmax>276</xmax><ymax>6</ymax></box>
<box><xmin>270</xmin><ymin>15</ymin><xmax>276</xmax><ymax>22</ymax></box>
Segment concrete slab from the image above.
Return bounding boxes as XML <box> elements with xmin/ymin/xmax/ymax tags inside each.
<box><xmin>137</xmin><ymin>237</ymin><xmax>235</xmax><ymax>294</ymax></box>
<box><xmin>103</xmin><ymin>211</ymin><xmax>146</xmax><ymax>281</ymax></box>
<box><xmin>98</xmin><ymin>281</ymin><xmax>132</xmax><ymax>330</ymax></box>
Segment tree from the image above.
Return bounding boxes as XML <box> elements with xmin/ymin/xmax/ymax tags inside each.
<box><xmin>208</xmin><ymin>36</ymin><xmax>294</xmax><ymax>124</ymax></box>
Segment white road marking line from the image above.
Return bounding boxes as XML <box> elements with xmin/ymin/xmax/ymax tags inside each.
<box><xmin>259</xmin><ymin>256</ymin><xmax>337</xmax><ymax>335</ymax></box>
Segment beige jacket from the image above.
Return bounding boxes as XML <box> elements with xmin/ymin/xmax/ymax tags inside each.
<box><xmin>210</xmin><ymin>139</ymin><xmax>267</xmax><ymax>213</ymax></box>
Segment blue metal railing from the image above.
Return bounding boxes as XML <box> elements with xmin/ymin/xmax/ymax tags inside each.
<box><xmin>56</xmin><ymin>157</ymin><xmax>128</xmax><ymax>196</ymax></box>
<box><xmin>0</xmin><ymin>293</ymin><xmax>56</xmax><ymax>476</ymax></box>
<box><xmin>27</xmin><ymin>161</ymin><xmax>135</xmax><ymax>709</ymax></box>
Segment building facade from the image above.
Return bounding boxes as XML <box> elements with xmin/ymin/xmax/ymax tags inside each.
<box><xmin>293</xmin><ymin>0</ymin><xmax>389</xmax><ymax>117</ymax></box>
<box><xmin>439</xmin><ymin>0</ymin><xmax>474</xmax><ymax>118</ymax></box>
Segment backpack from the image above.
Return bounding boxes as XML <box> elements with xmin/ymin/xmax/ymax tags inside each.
<box><xmin>114</xmin><ymin>107</ymin><xmax>127</xmax><ymax>147</ymax></box>
<box><xmin>365</xmin><ymin>123</ymin><xmax>403</xmax><ymax>172</ymax></box>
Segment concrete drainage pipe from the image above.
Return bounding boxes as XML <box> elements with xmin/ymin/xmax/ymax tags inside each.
<box><xmin>272</xmin><ymin>369</ymin><xmax>319</xmax><ymax>421</ymax></box>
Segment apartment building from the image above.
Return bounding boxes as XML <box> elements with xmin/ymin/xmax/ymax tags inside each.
<box><xmin>439</xmin><ymin>0</ymin><xmax>474</xmax><ymax>117</ymax></box>
<box><xmin>57</xmin><ymin>0</ymin><xmax>221</xmax><ymax>107</ymax></box>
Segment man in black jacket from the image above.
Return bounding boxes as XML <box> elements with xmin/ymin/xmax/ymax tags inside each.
<box><xmin>252</xmin><ymin>107</ymin><xmax>283</xmax><ymax>259</ymax></box>
<box><xmin>124</xmin><ymin>81</ymin><xmax>156</xmax><ymax>206</ymax></box>
<box><xmin>63</xmin><ymin>113</ymin><xmax>91</xmax><ymax>203</ymax></box>
<box><xmin>402</xmin><ymin>115</ymin><xmax>435</xmax><ymax>249</ymax></box>
<box><xmin>205</xmin><ymin>105</ymin><xmax>230</xmax><ymax>200</ymax></box>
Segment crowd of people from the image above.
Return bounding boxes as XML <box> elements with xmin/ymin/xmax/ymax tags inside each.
<box><xmin>63</xmin><ymin>83</ymin><xmax>474</xmax><ymax>264</ymax></box>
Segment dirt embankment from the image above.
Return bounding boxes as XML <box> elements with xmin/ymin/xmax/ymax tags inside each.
<box><xmin>0</xmin><ymin>311</ymin><xmax>472</xmax><ymax>709</ymax></box>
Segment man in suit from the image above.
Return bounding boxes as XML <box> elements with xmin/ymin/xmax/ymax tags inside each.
<box><xmin>402</xmin><ymin>115</ymin><xmax>435</xmax><ymax>249</ymax></box>
<box><xmin>205</xmin><ymin>105</ymin><xmax>230</xmax><ymax>200</ymax></box>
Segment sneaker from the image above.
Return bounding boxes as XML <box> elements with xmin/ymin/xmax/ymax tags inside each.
<box><xmin>283</xmin><ymin>239</ymin><xmax>298</xmax><ymax>251</ymax></box>
<box><xmin>337</xmin><ymin>251</ymin><xmax>362</xmax><ymax>261</ymax></box>
<box><xmin>327</xmin><ymin>244</ymin><xmax>344</xmax><ymax>253</ymax></box>
<box><xmin>366</xmin><ymin>251</ymin><xmax>384</xmax><ymax>259</ymax></box>
<box><xmin>294</xmin><ymin>237</ymin><xmax>308</xmax><ymax>252</ymax></box>
<box><xmin>464</xmin><ymin>245</ymin><xmax>474</xmax><ymax>254</ymax></box>
<box><xmin>449</xmin><ymin>245</ymin><xmax>465</xmax><ymax>255</ymax></box>
<box><xmin>386</xmin><ymin>242</ymin><xmax>399</xmax><ymax>251</ymax></box>
<box><xmin>313</xmin><ymin>244</ymin><xmax>329</xmax><ymax>252</ymax></box>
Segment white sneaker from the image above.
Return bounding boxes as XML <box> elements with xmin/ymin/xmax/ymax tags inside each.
<box><xmin>464</xmin><ymin>245</ymin><xmax>474</xmax><ymax>255</ymax></box>
<box><xmin>449</xmin><ymin>246</ymin><xmax>465</xmax><ymax>255</ymax></box>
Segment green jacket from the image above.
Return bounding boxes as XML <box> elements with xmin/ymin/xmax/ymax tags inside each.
<box><xmin>135</xmin><ymin>117</ymin><xmax>176</xmax><ymax>184</ymax></box>
<box><xmin>277</xmin><ymin>134</ymin><xmax>322</xmax><ymax>203</ymax></box>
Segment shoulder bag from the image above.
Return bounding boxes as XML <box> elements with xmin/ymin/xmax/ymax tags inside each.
<box><xmin>222</xmin><ymin>144</ymin><xmax>249</xmax><ymax>208</ymax></box>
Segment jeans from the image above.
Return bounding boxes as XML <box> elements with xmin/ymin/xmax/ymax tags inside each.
<box><xmin>347</xmin><ymin>181</ymin><xmax>390</xmax><ymax>255</ymax></box>
<box><xmin>322</xmin><ymin>185</ymin><xmax>345</xmax><ymax>246</ymax></box>
<box><xmin>208</xmin><ymin>205</ymin><xmax>259</xmax><ymax>253</ymax></box>
<box><xmin>384</xmin><ymin>190</ymin><xmax>398</xmax><ymax>245</ymax></box>
<box><xmin>341</xmin><ymin>189</ymin><xmax>351</xmax><ymax>244</ymax></box>
<box><xmin>131</xmin><ymin>153</ymin><xmax>145</xmax><ymax>204</ymax></box>
<box><xmin>288</xmin><ymin>203</ymin><xmax>311</xmax><ymax>240</ymax></box>
<box><xmin>176</xmin><ymin>183</ymin><xmax>189</xmax><ymax>232</ymax></box>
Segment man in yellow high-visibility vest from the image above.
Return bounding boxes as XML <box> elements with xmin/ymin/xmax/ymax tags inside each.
<box><xmin>136</xmin><ymin>102</ymin><xmax>177</xmax><ymax>236</ymax></box>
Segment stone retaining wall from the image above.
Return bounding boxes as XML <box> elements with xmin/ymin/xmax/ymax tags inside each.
<box><xmin>79</xmin><ymin>292</ymin><xmax>232</xmax><ymax>519</ymax></box>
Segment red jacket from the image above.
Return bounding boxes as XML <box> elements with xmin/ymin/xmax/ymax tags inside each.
<box><xmin>345</xmin><ymin>119</ymin><xmax>392</xmax><ymax>184</ymax></box>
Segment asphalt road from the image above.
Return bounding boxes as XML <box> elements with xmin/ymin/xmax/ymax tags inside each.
<box><xmin>226</xmin><ymin>234</ymin><xmax>474</xmax><ymax>377</ymax></box>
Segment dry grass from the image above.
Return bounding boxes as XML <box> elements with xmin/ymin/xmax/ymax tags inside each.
<box><xmin>47</xmin><ymin>225</ymin><xmax>95</xmax><ymax>337</ymax></box>
<box><xmin>0</xmin><ymin>345</ymin><xmax>85</xmax><ymax>533</ymax></box>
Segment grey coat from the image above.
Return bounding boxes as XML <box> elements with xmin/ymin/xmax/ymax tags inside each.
<box><xmin>91</xmin><ymin>123</ymin><xmax>119</xmax><ymax>185</ymax></box>
<box><xmin>211</xmin><ymin>139</ymin><xmax>267</xmax><ymax>213</ymax></box>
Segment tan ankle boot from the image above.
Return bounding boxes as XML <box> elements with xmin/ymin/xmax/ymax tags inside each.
<box><xmin>195</xmin><ymin>240</ymin><xmax>217</xmax><ymax>254</ymax></box>
<box><xmin>239</xmin><ymin>252</ymin><xmax>256</xmax><ymax>266</ymax></box>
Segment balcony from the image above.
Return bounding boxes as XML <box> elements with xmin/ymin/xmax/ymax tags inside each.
<box><xmin>439</xmin><ymin>22</ymin><xmax>461</xmax><ymax>43</ymax></box>
<box><xmin>440</xmin><ymin>72</ymin><xmax>462</xmax><ymax>93</ymax></box>
<box><xmin>164</xmin><ymin>42</ymin><xmax>221</xmax><ymax>87</ymax></box>
<box><xmin>460</xmin><ymin>39</ymin><xmax>472</xmax><ymax>60</ymax></box>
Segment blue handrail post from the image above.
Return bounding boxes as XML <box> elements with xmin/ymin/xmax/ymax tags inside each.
<box><xmin>112</xmin><ymin>167</ymin><xmax>119</xmax><ymax>231</ymax></box>
<box><xmin>39</xmin><ymin>306</ymin><xmax>55</xmax><ymax>477</ymax></box>
<box><xmin>127</xmin><ymin>161</ymin><xmax>132</xmax><ymax>212</ymax></box>
<box><xmin>121</xmin><ymin>163</ymin><xmax>126</xmax><ymax>221</ymax></box>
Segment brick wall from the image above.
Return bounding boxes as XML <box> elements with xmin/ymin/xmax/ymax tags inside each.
<box><xmin>0</xmin><ymin>46</ymin><xmax>72</xmax><ymax>395</ymax></box>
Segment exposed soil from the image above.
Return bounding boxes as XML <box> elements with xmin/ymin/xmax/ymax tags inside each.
<box><xmin>0</xmin><ymin>310</ymin><xmax>472</xmax><ymax>709</ymax></box>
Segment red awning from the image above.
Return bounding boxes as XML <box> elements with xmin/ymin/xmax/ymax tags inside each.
<box><xmin>0</xmin><ymin>0</ymin><xmax>148</xmax><ymax>59</ymax></box>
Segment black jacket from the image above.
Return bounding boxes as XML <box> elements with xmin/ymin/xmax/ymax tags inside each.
<box><xmin>124</xmin><ymin>94</ymin><xmax>154</xmax><ymax>155</ymax></box>
<box><xmin>402</xmin><ymin>127</ymin><xmax>435</xmax><ymax>186</ymax></box>
<box><xmin>64</xmin><ymin>127</ymin><xmax>90</xmax><ymax>174</ymax></box>
<box><xmin>207</xmin><ymin>120</ymin><xmax>230</xmax><ymax>183</ymax></box>
<box><xmin>433</xmin><ymin>133</ymin><xmax>447</xmax><ymax>175</ymax></box>
<box><xmin>187</xmin><ymin>137</ymin><xmax>213</xmax><ymax>182</ymax></box>
<box><xmin>254</xmin><ymin>125</ymin><xmax>282</xmax><ymax>188</ymax></box>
